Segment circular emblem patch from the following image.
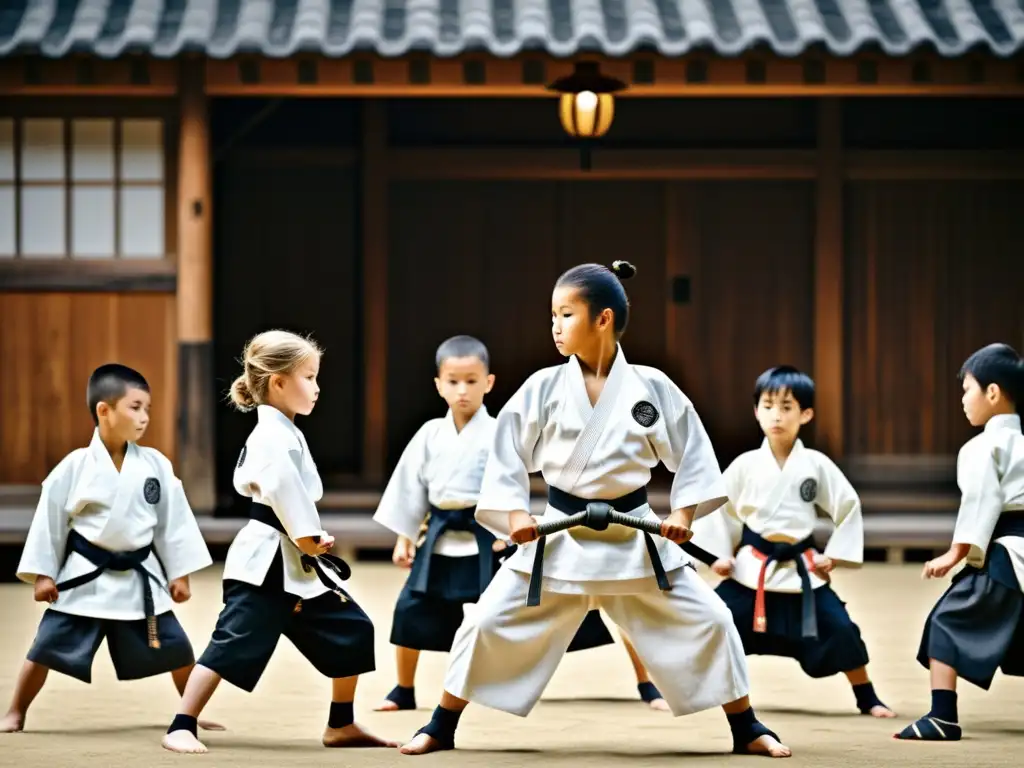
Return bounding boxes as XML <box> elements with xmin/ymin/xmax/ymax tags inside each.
<box><xmin>799</xmin><ymin>478</ymin><xmax>818</xmax><ymax>503</ymax></box>
<box><xmin>237</xmin><ymin>444</ymin><xmax>248</xmax><ymax>468</ymax></box>
<box><xmin>631</xmin><ymin>400</ymin><xmax>660</xmax><ymax>428</ymax></box>
<box><xmin>143</xmin><ymin>477</ymin><xmax>161</xmax><ymax>505</ymax></box>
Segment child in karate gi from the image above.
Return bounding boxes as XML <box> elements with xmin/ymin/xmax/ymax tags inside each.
<box><xmin>400</xmin><ymin>262</ymin><xmax>790</xmax><ymax>758</ymax></box>
<box><xmin>690</xmin><ymin>366</ymin><xmax>893</xmax><ymax>717</ymax></box>
<box><xmin>0</xmin><ymin>364</ymin><xmax>219</xmax><ymax>733</ymax></box>
<box><xmin>374</xmin><ymin>335</ymin><xmax>666</xmax><ymax>713</ymax></box>
<box><xmin>162</xmin><ymin>330</ymin><xmax>397</xmax><ymax>754</ymax></box>
<box><xmin>895</xmin><ymin>343</ymin><xmax>1024</xmax><ymax>742</ymax></box>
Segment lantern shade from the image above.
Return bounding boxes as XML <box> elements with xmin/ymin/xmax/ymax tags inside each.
<box><xmin>558</xmin><ymin>91</ymin><xmax>616</xmax><ymax>138</ymax></box>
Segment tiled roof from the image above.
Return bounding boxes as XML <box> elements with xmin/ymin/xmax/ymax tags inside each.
<box><xmin>1</xmin><ymin>0</ymin><xmax>1022</xmax><ymax>59</ymax></box>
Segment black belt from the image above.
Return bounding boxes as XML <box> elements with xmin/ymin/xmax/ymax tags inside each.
<box><xmin>55</xmin><ymin>529</ymin><xmax>165</xmax><ymax>648</ymax></box>
<box><xmin>408</xmin><ymin>505</ymin><xmax>494</xmax><ymax>596</ymax></box>
<box><xmin>529</xmin><ymin>486</ymin><xmax>675</xmax><ymax>608</ymax></box>
<box><xmin>250</xmin><ymin>503</ymin><xmax>351</xmax><ymax>595</ymax></box>
<box><xmin>740</xmin><ymin>526</ymin><xmax>818</xmax><ymax>639</ymax></box>
<box><xmin>992</xmin><ymin>510</ymin><xmax>1024</xmax><ymax>540</ymax></box>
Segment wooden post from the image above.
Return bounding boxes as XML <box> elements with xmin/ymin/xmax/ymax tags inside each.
<box><xmin>362</xmin><ymin>100</ymin><xmax>388</xmax><ymax>484</ymax></box>
<box><xmin>813</xmin><ymin>99</ymin><xmax>845</xmax><ymax>459</ymax></box>
<box><xmin>175</xmin><ymin>58</ymin><xmax>216</xmax><ymax>513</ymax></box>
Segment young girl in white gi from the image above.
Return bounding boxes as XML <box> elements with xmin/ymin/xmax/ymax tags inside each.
<box><xmin>690</xmin><ymin>366</ymin><xmax>893</xmax><ymax>718</ymax></box>
<box><xmin>374</xmin><ymin>335</ymin><xmax>668</xmax><ymax>713</ymax></box>
<box><xmin>895</xmin><ymin>343</ymin><xmax>1024</xmax><ymax>742</ymax></box>
<box><xmin>399</xmin><ymin>262</ymin><xmax>791</xmax><ymax>758</ymax></box>
<box><xmin>1</xmin><ymin>364</ymin><xmax>220</xmax><ymax>734</ymax></box>
<box><xmin>162</xmin><ymin>330</ymin><xmax>397</xmax><ymax>754</ymax></box>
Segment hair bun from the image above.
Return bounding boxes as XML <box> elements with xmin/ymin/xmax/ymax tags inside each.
<box><xmin>611</xmin><ymin>260</ymin><xmax>636</xmax><ymax>280</ymax></box>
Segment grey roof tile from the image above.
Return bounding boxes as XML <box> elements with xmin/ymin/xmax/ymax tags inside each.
<box><xmin>1</xmin><ymin>0</ymin><xmax>1022</xmax><ymax>59</ymax></box>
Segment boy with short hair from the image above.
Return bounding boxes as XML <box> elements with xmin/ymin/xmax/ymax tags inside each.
<box><xmin>690</xmin><ymin>365</ymin><xmax>893</xmax><ymax>717</ymax></box>
<box><xmin>0</xmin><ymin>363</ymin><xmax>220</xmax><ymax>733</ymax></box>
<box><xmin>895</xmin><ymin>343</ymin><xmax>1024</xmax><ymax>742</ymax></box>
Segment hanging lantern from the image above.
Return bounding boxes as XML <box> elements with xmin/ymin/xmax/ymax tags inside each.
<box><xmin>547</xmin><ymin>62</ymin><xmax>627</xmax><ymax>170</ymax></box>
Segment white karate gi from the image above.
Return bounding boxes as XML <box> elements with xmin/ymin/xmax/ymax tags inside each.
<box><xmin>442</xmin><ymin>346</ymin><xmax>749</xmax><ymax>717</ymax></box>
<box><xmin>373</xmin><ymin>406</ymin><xmax>495</xmax><ymax>557</ymax></box>
<box><xmin>950</xmin><ymin>413</ymin><xmax>1024</xmax><ymax>590</ymax></box>
<box><xmin>17</xmin><ymin>430</ymin><xmax>212</xmax><ymax>621</ymax></box>
<box><xmin>690</xmin><ymin>438</ymin><xmax>863</xmax><ymax>593</ymax></box>
<box><xmin>222</xmin><ymin>404</ymin><xmax>339</xmax><ymax>599</ymax></box>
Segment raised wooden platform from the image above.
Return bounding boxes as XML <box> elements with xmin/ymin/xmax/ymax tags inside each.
<box><xmin>0</xmin><ymin>484</ymin><xmax>959</xmax><ymax>562</ymax></box>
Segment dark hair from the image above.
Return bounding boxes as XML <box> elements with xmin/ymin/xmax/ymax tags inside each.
<box><xmin>87</xmin><ymin>363</ymin><xmax>150</xmax><ymax>425</ymax></box>
<box><xmin>555</xmin><ymin>260</ymin><xmax>636</xmax><ymax>336</ymax></box>
<box><xmin>435</xmin><ymin>335</ymin><xmax>490</xmax><ymax>373</ymax></box>
<box><xmin>958</xmin><ymin>343</ymin><xmax>1024</xmax><ymax>407</ymax></box>
<box><xmin>753</xmin><ymin>365</ymin><xmax>815</xmax><ymax>411</ymax></box>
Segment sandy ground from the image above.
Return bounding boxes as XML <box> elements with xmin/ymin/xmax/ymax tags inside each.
<box><xmin>0</xmin><ymin>562</ymin><xmax>1020</xmax><ymax>767</ymax></box>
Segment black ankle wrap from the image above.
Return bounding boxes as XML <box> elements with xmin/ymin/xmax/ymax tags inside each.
<box><xmin>415</xmin><ymin>706</ymin><xmax>462</xmax><ymax>750</ymax></box>
<box><xmin>637</xmin><ymin>681</ymin><xmax>662</xmax><ymax>703</ymax></box>
<box><xmin>328</xmin><ymin>701</ymin><xmax>354</xmax><ymax>729</ymax></box>
<box><xmin>167</xmin><ymin>713</ymin><xmax>198</xmax><ymax>737</ymax></box>
<box><xmin>727</xmin><ymin>708</ymin><xmax>777</xmax><ymax>754</ymax></box>
<box><xmin>385</xmin><ymin>684</ymin><xmax>417</xmax><ymax>710</ymax></box>
<box><xmin>853</xmin><ymin>682</ymin><xmax>887</xmax><ymax>714</ymax></box>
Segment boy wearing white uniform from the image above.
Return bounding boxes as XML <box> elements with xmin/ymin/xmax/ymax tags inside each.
<box><xmin>162</xmin><ymin>331</ymin><xmax>397</xmax><ymax>754</ymax></box>
<box><xmin>400</xmin><ymin>262</ymin><xmax>790</xmax><ymax>758</ymax></box>
<box><xmin>690</xmin><ymin>366</ymin><xmax>893</xmax><ymax>718</ymax></box>
<box><xmin>0</xmin><ymin>364</ymin><xmax>218</xmax><ymax>734</ymax></box>
<box><xmin>896</xmin><ymin>343</ymin><xmax>1024</xmax><ymax>742</ymax></box>
<box><xmin>374</xmin><ymin>336</ymin><xmax>656</xmax><ymax>713</ymax></box>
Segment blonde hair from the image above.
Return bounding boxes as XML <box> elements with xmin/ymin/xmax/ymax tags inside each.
<box><xmin>229</xmin><ymin>330</ymin><xmax>323</xmax><ymax>412</ymax></box>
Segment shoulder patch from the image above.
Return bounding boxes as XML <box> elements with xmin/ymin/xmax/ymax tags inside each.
<box><xmin>631</xmin><ymin>400</ymin><xmax>660</xmax><ymax>428</ymax></box>
<box><xmin>237</xmin><ymin>444</ymin><xmax>247</xmax><ymax>468</ymax></box>
<box><xmin>143</xmin><ymin>477</ymin><xmax>161</xmax><ymax>505</ymax></box>
<box><xmin>799</xmin><ymin>477</ymin><xmax>817</xmax><ymax>503</ymax></box>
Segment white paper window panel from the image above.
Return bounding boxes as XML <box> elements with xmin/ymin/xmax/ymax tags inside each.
<box><xmin>72</xmin><ymin>186</ymin><xmax>115</xmax><ymax>257</ymax></box>
<box><xmin>120</xmin><ymin>120</ymin><xmax>163</xmax><ymax>181</ymax></box>
<box><xmin>120</xmin><ymin>186</ymin><xmax>164</xmax><ymax>258</ymax></box>
<box><xmin>20</xmin><ymin>186</ymin><xmax>65</xmax><ymax>256</ymax></box>
<box><xmin>72</xmin><ymin>119</ymin><xmax>115</xmax><ymax>181</ymax></box>
<box><xmin>0</xmin><ymin>119</ymin><xmax>14</xmax><ymax>181</ymax></box>
<box><xmin>0</xmin><ymin>187</ymin><xmax>15</xmax><ymax>256</ymax></box>
<box><xmin>21</xmin><ymin>119</ymin><xmax>65</xmax><ymax>181</ymax></box>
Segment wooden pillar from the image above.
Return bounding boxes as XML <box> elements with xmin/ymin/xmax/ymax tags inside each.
<box><xmin>175</xmin><ymin>58</ymin><xmax>216</xmax><ymax>513</ymax></box>
<box><xmin>362</xmin><ymin>100</ymin><xmax>388</xmax><ymax>484</ymax></box>
<box><xmin>813</xmin><ymin>99</ymin><xmax>845</xmax><ymax>459</ymax></box>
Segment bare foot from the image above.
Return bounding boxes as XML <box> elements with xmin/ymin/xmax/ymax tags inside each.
<box><xmin>322</xmin><ymin>722</ymin><xmax>400</xmax><ymax>748</ymax></box>
<box><xmin>162</xmin><ymin>730</ymin><xmax>208</xmax><ymax>754</ymax></box>
<box><xmin>648</xmin><ymin>697</ymin><xmax>671</xmax><ymax>712</ymax></box>
<box><xmin>198</xmin><ymin>718</ymin><xmax>226</xmax><ymax>731</ymax></box>
<box><xmin>373</xmin><ymin>698</ymin><xmax>401</xmax><ymax>712</ymax></box>
<box><xmin>399</xmin><ymin>732</ymin><xmax>449</xmax><ymax>755</ymax></box>
<box><xmin>0</xmin><ymin>712</ymin><xmax>24</xmax><ymax>733</ymax></box>
<box><xmin>868</xmin><ymin>705</ymin><xmax>897</xmax><ymax>718</ymax></box>
<box><xmin>744</xmin><ymin>734</ymin><xmax>792</xmax><ymax>758</ymax></box>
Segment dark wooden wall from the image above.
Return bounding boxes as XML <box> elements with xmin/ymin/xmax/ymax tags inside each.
<box><xmin>845</xmin><ymin>180</ymin><xmax>1024</xmax><ymax>456</ymax></box>
<box><xmin>213</xmin><ymin>146</ymin><xmax>361</xmax><ymax>507</ymax></box>
<box><xmin>0</xmin><ymin>293</ymin><xmax>177</xmax><ymax>483</ymax></box>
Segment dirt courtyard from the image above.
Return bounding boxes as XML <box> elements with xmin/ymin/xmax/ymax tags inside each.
<box><xmin>0</xmin><ymin>562</ymin><xmax>1019</xmax><ymax>767</ymax></box>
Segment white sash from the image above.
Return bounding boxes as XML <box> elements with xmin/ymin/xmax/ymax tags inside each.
<box><xmin>555</xmin><ymin>355</ymin><xmax>626</xmax><ymax>493</ymax></box>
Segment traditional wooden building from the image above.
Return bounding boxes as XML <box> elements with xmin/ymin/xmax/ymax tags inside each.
<box><xmin>1</xmin><ymin>1</ymin><xmax>1023</xmax><ymax>523</ymax></box>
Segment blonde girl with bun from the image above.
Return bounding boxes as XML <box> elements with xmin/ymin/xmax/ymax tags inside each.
<box><xmin>163</xmin><ymin>330</ymin><xmax>397</xmax><ymax>754</ymax></box>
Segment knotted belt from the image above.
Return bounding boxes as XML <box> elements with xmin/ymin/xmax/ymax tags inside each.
<box><xmin>529</xmin><ymin>486</ymin><xmax>716</xmax><ymax>607</ymax></box>
<box><xmin>250</xmin><ymin>503</ymin><xmax>351</xmax><ymax>596</ymax></box>
<box><xmin>741</xmin><ymin>526</ymin><xmax>818</xmax><ymax>639</ymax></box>
<box><xmin>409</xmin><ymin>505</ymin><xmax>495</xmax><ymax>596</ymax></box>
<box><xmin>55</xmin><ymin>529</ymin><xmax>166</xmax><ymax>649</ymax></box>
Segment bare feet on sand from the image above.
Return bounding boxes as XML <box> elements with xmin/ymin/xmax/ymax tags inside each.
<box><xmin>867</xmin><ymin>704</ymin><xmax>897</xmax><ymax>718</ymax></box>
<box><xmin>198</xmin><ymin>719</ymin><xmax>226</xmax><ymax>731</ymax></box>
<box><xmin>744</xmin><ymin>734</ymin><xmax>792</xmax><ymax>758</ymax></box>
<box><xmin>162</xmin><ymin>730</ymin><xmax>208</xmax><ymax>754</ymax></box>
<box><xmin>647</xmin><ymin>697</ymin><xmax>671</xmax><ymax>712</ymax></box>
<box><xmin>322</xmin><ymin>722</ymin><xmax>400</xmax><ymax>748</ymax></box>
<box><xmin>373</xmin><ymin>698</ymin><xmax>402</xmax><ymax>712</ymax></box>
<box><xmin>399</xmin><ymin>732</ymin><xmax>448</xmax><ymax>755</ymax></box>
<box><xmin>0</xmin><ymin>713</ymin><xmax>24</xmax><ymax>733</ymax></box>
